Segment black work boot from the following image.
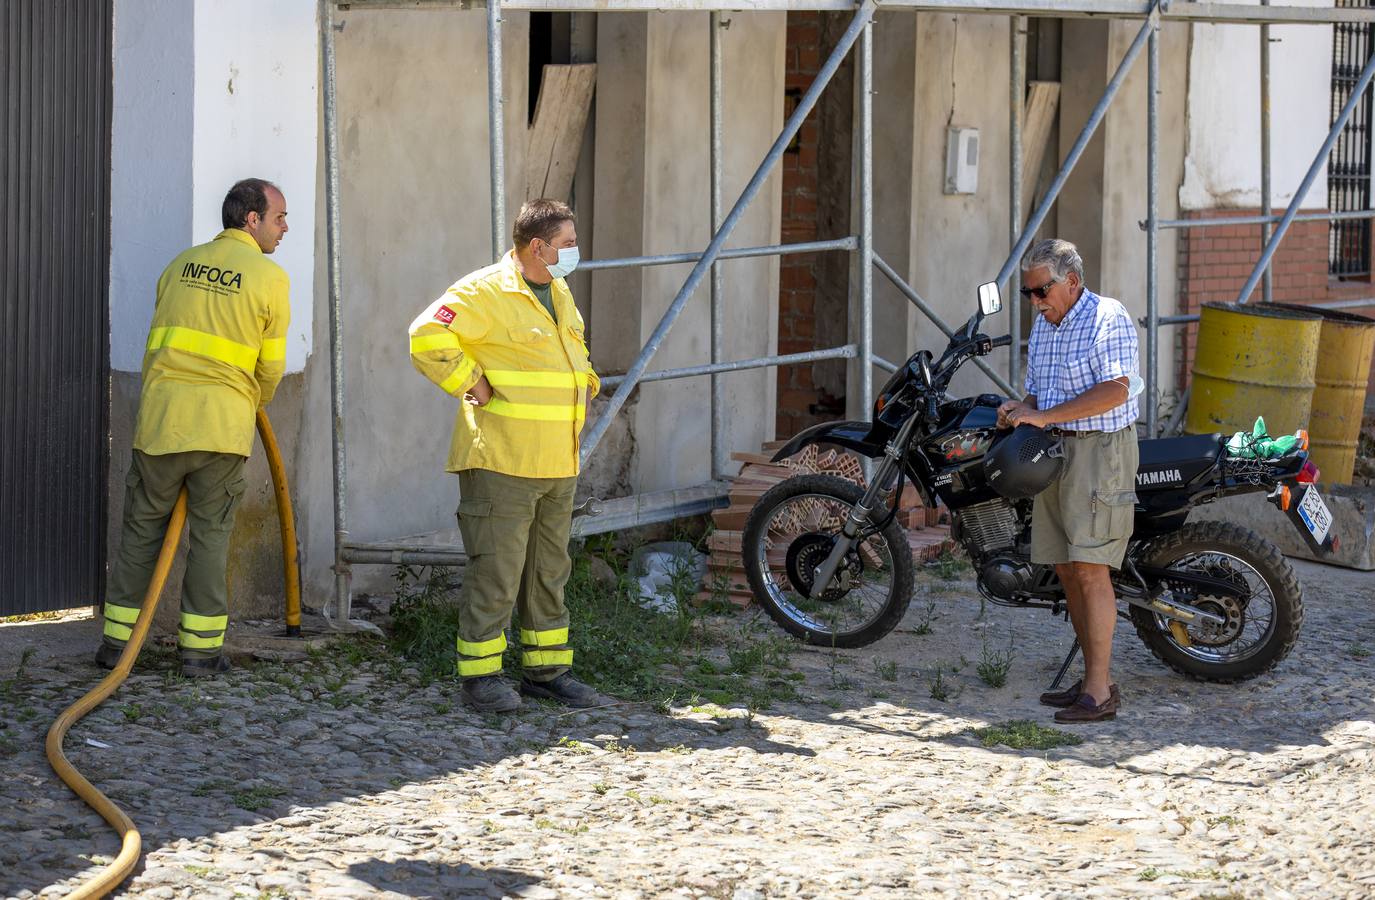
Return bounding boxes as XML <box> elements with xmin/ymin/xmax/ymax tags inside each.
<box><xmin>181</xmin><ymin>655</ymin><xmax>232</xmax><ymax>678</ymax></box>
<box><xmin>519</xmin><ymin>672</ymin><xmax>606</xmax><ymax>708</ymax></box>
<box><xmin>462</xmin><ymin>675</ymin><xmax>521</xmax><ymax>713</ymax></box>
<box><xmin>93</xmin><ymin>644</ymin><xmax>124</xmax><ymax>671</ymax></box>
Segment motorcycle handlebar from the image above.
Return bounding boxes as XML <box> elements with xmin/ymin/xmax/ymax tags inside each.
<box><xmin>990</xmin><ymin>334</ymin><xmax>1012</xmax><ymax>348</ymax></box>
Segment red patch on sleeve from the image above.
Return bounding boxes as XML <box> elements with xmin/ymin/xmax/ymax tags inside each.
<box><xmin>434</xmin><ymin>305</ymin><xmax>456</xmax><ymax>325</ymax></box>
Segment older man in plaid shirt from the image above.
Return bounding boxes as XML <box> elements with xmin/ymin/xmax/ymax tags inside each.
<box><xmin>998</xmin><ymin>238</ymin><xmax>1140</xmax><ymax>724</ymax></box>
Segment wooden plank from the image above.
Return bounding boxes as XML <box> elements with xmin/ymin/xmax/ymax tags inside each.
<box><xmin>525</xmin><ymin>64</ymin><xmax>598</xmax><ymax>201</ymax></box>
<box><xmin>1021</xmin><ymin>81</ymin><xmax>1061</xmax><ymax>217</ymax></box>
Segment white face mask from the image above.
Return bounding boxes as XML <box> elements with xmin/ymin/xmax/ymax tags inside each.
<box><xmin>546</xmin><ymin>245</ymin><xmax>580</xmax><ymax>279</ymax></box>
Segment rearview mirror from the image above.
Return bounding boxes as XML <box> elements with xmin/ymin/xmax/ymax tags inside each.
<box><xmin>977</xmin><ymin>281</ymin><xmax>1002</xmax><ymax>316</ymax></box>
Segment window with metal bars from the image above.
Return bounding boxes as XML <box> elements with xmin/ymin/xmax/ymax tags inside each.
<box><xmin>1329</xmin><ymin>1</ymin><xmax>1375</xmax><ymax>279</ymax></box>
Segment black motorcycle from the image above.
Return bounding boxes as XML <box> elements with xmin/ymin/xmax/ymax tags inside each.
<box><xmin>743</xmin><ymin>283</ymin><xmax>1335</xmax><ymax>683</ymax></box>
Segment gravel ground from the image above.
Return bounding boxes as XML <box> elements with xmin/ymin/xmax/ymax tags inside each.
<box><xmin>1</xmin><ymin>556</ymin><xmax>1372</xmax><ymax>899</ymax></box>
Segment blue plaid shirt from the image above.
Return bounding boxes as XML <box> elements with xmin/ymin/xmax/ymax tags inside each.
<box><xmin>1025</xmin><ymin>288</ymin><xmax>1140</xmax><ymax>432</ymax></box>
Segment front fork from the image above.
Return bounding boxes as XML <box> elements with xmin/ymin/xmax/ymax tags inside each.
<box><xmin>808</xmin><ymin>421</ymin><xmax>914</xmax><ymax>594</ymax></box>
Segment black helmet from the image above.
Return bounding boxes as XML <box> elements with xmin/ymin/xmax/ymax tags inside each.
<box><xmin>983</xmin><ymin>425</ymin><xmax>1064</xmax><ymax>499</ymax></box>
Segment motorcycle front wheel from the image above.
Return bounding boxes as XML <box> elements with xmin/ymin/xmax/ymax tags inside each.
<box><xmin>742</xmin><ymin>474</ymin><xmax>914</xmax><ymax>648</ymax></box>
<box><xmin>1130</xmin><ymin>521</ymin><xmax>1304</xmax><ymax>682</ymax></box>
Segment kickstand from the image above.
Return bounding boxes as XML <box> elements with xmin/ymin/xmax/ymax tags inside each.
<box><xmin>1048</xmin><ymin>639</ymin><xmax>1080</xmax><ymax>691</ymax></box>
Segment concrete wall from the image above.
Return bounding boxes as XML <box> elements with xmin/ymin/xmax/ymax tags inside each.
<box><xmin>591</xmin><ymin>12</ymin><xmax>784</xmax><ymax>491</ymax></box>
<box><xmin>1180</xmin><ymin>1</ymin><xmax>1335</xmax><ymax>211</ymax></box>
<box><xmin>1057</xmin><ymin>18</ymin><xmax>1190</xmax><ymax>407</ymax></box>
<box><xmin>295</xmin><ymin>8</ymin><xmax>532</xmax><ymax>599</ymax></box>
<box><xmin>899</xmin><ymin>13</ymin><xmax>1019</xmax><ymax>402</ymax></box>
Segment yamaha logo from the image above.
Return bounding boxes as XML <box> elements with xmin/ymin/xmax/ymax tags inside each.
<box><xmin>1137</xmin><ymin>468</ymin><xmax>1183</xmax><ymax>487</ymax></box>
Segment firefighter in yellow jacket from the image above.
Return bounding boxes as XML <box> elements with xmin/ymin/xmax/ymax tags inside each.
<box><xmin>96</xmin><ymin>178</ymin><xmax>290</xmax><ymax>677</ymax></box>
<box><xmin>409</xmin><ymin>199</ymin><xmax>604</xmax><ymax>712</ymax></box>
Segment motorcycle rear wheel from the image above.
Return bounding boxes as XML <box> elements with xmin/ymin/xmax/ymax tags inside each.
<box><xmin>1130</xmin><ymin>521</ymin><xmax>1303</xmax><ymax>682</ymax></box>
<box><xmin>743</xmin><ymin>474</ymin><xmax>914</xmax><ymax>648</ymax></box>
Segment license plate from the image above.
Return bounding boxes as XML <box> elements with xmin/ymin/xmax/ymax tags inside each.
<box><xmin>1296</xmin><ymin>486</ymin><xmax>1333</xmax><ymax>545</ymax></box>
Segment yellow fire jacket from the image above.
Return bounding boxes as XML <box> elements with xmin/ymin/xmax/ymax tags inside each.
<box><xmin>133</xmin><ymin>229</ymin><xmax>291</xmax><ymax>457</ymax></box>
<box><xmin>409</xmin><ymin>252</ymin><xmax>600</xmax><ymax>478</ymax></box>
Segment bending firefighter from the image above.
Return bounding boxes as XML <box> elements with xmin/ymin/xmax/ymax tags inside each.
<box><xmin>408</xmin><ymin>199</ymin><xmax>604</xmax><ymax>713</ymax></box>
<box><xmin>97</xmin><ymin>179</ymin><xmax>291</xmax><ymax>677</ymax></box>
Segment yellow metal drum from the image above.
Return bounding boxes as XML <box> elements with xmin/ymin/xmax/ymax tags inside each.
<box><xmin>1186</xmin><ymin>302</ymin><xmax>1322</xmax><ymax>439</ymax></box>
<box><xmin>1271</xmin><ymin>304</ymin><xmax>1375</xmax><ymax>484</ymax></box>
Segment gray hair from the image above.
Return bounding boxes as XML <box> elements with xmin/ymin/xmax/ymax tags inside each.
<box><xmin>1020</xmin><ymin>238</ymin><xmax>1084</xmax><ymax>284</ymax></box>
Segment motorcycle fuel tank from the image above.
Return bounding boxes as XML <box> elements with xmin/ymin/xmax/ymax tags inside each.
<box><xmin>916</xmin><ymin>394</ymin><xmax>1005</xmax><ymax>509</ymax></box>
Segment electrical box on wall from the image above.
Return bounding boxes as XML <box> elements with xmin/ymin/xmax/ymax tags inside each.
<box><xmin>944</xmin><ymin>127</ymin><xmax>980</xmax><ymax>195</ymax></box>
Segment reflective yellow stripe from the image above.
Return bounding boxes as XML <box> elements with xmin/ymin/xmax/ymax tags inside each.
<box><xmin>178</xmin><ymin>630</ymin><xmax>224</xmax><ymax>650</ymax></box>
<box><xmin>104</xmin><ymin>603</ymin><xmax>141</xmax><ymax>624</ymax></box>
<box><xmin>457</xmin><ymin>632</ymin><xmax>507</xmax><ymax>658</ymax></box>
<box><xmin>519</xmin><ymin>627</ymin><xmax>568</xmax><ymax>648</ymax></box>
<box><xmin>181</xmin><ymin>612</ymin><xmax>228</xmax><ymax>633</ymax></box>
<box><xmin>410</xmin><ymin>331</ymin><xmax>461</xmax><ymax>354</ymax></box>
<box><xmin>522</xmin><ymin>649</ymin><xmax>574</xmax><ymax>668</ymax></box>
<box><xmin>147</xmin><ymin>326</ymin><xmax>258</xmax><ymax>372</ymax></box>
<box><xmin>485</xmin><ymin>370</ymin><xmax>584</xmax><ymax>389</ymax></box>
<box><xmin>260</xmin><ymin>337</ymin><xmax>287</xmax><ymax>361</ymax></box>
<box><xmin>458</xmin><ymin>655</ymin><xmax>504</xmax><ymax>677</ymax></box>
<box><xmin>104</xmin><ymin>620</ymin><xmax>133</xmax><ymax>642</ymax></box>
<box><xmin>484</xmin><ymin>398</ymin><xmax>579</xmax><ymax>422</ymax></box>
<box><xmin>439</xmin><ymin>356</ymin><xmax>479</xmax><ymax>396</ymax></box>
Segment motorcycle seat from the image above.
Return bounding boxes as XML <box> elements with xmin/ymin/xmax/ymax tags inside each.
<box><xmin>1135</xmin><ymin>433</ymin><xmax>1224</xmax><ymax>490</ymax></box>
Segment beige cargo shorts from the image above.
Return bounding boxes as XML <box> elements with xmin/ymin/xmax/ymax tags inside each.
<box><xmin>1031</xmin><ymin>426</ymin><xmax>1139</xmax><ymax>569</ymax></box>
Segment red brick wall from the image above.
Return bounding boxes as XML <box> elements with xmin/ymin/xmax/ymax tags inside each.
<box><xmin>1176</xmin><ymin>209</ymin><xmax>1375</xmax><ymax>399</ymax></box>
<box><xmin>776</xmin><ymin>12</ymin><xmax>844</xmax><ymax>439</ymax></box>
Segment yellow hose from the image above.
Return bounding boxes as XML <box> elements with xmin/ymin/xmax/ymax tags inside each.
<box><xmin>46</xmin><ymin>489</ymin><xmax>188</xmax><ymax>900</ymax></box>
<box><xmin>256</xmin><ymin>409</ymin><xmax>301</xmax><ymax>633</ymax></box>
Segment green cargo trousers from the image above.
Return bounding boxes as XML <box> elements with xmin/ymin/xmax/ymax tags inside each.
<box><xmin>455</xmin><ymin>468</ymin><xmax>577</xmax><ymax>682</ymax></box>
<box><xmin>102</xmin><ymin>450</ymin><xmax>247</xmax><ymax>659</ymax></box>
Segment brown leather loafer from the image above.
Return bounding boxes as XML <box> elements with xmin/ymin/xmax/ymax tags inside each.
<box><xmin>1039</xmin><ymin>680</ymin><xmax>1120</xmax><ymax>708</ymax></box>
<box><xmin>1054</xmin><ymin>689</ymin><xmax>1120</xmax><ymax>724</ymax></box>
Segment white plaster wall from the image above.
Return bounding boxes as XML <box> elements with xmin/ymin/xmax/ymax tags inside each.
<box><xmin>1180</xmin><ymin>0</ymin><xmax>1335</xmax><ymax>210</ymax></box>
<box><xmin>109</xmin><ymin>0</ymin><xmax>194</xmax><ymax>373</ymax></box>
<box><xmin>192</xmin><ymin>0</ymin><xmax>318</xmax><ymax>373</ymax></box>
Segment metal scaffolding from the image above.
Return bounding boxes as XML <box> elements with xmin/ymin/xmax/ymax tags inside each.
<box><xmin>321</xmin><ymin>0</ymin><xmax>1375</xmax><ymax>624</ymax></box>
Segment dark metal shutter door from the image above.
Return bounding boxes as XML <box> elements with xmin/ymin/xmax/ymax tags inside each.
<box><xmin>0</xmin><ymin>1</ymin><xmax>113</xmax><ymax>616</ymax></box>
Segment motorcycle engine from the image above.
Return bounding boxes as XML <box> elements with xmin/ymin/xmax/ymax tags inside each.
<box><xmin>979</xmin><ymin>554</ymin><xmax>1036</xmax><ymax>600</ymax></box>
<box><xmin>953</xmin><ymin>499</ymin><xmax>1035</xmax><ymax>600</ymax></box>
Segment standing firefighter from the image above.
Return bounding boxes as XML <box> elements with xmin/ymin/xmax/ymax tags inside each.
<box><xmin>96</xmin><ymin>178</ymin><xmax>291</xmax><ymax>677</ymax></box>
<box><xmin>408</xmin><ymin>199</ymin><xmax>604</xmax><ymax>713</ymax></box>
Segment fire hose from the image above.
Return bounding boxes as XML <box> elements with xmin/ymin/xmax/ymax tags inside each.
<box><xmin>44</xmin><ymin>410</ymin><xmax>298</xmax><ymax>898</ymax></box>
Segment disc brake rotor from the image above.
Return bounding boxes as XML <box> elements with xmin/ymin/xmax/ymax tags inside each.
<box><xmin>785</xmin><ymin>532</ymin><xmax>856</xmax><ymax>601</ymax></box>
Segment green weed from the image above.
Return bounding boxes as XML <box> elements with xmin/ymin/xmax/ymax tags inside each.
<box><xmin>231</xmin><ymin>785</ymin><xmax>287</xmax><ymax>811</ymax></box>
<box><xmin>928</xmin><ymin>668</ymin><xmax>949</xmax><ymax>702</ymax></box>
<box><xmin>976</xmin><ymin>634</ymin><xmax>1015</xmax><ymax>688</ymax></box>
<box><xmin>928</xmin><ymin>549</ymin><xmax>970</xmax><ymax>581</ymax></box>
<box><xmin>970</xmin><ymin>720</ymin><xmax>1083</xmax><ymax>751</ymax></box>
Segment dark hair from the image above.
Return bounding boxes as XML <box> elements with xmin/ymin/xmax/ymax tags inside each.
<box><xmin>222</xmin><ymin>178</ymin><xmax>279</xmax><ymax>229</ymax></box>
<box><xmin>513</xmin><ymin>199</ymin><xmax>575</xmax><ymax>249</ymax></box>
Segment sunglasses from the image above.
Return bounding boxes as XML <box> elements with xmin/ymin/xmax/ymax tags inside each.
<box><xmin>1019</xmin><ymin>278</ymin><xmax>1060</xmax><ymax>300</ymax></box>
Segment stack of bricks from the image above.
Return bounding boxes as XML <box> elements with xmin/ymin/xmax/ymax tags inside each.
<box><xmin>696</xmin><ymin>442</ymin><xmax>954</xmax><ymax>608</ymax></box>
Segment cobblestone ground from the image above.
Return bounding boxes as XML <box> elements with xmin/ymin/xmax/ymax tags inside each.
<box><xmin>2</xmin><ymin>557</ymin><xmax>1372</xmax><ymax>899</ymax></box>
